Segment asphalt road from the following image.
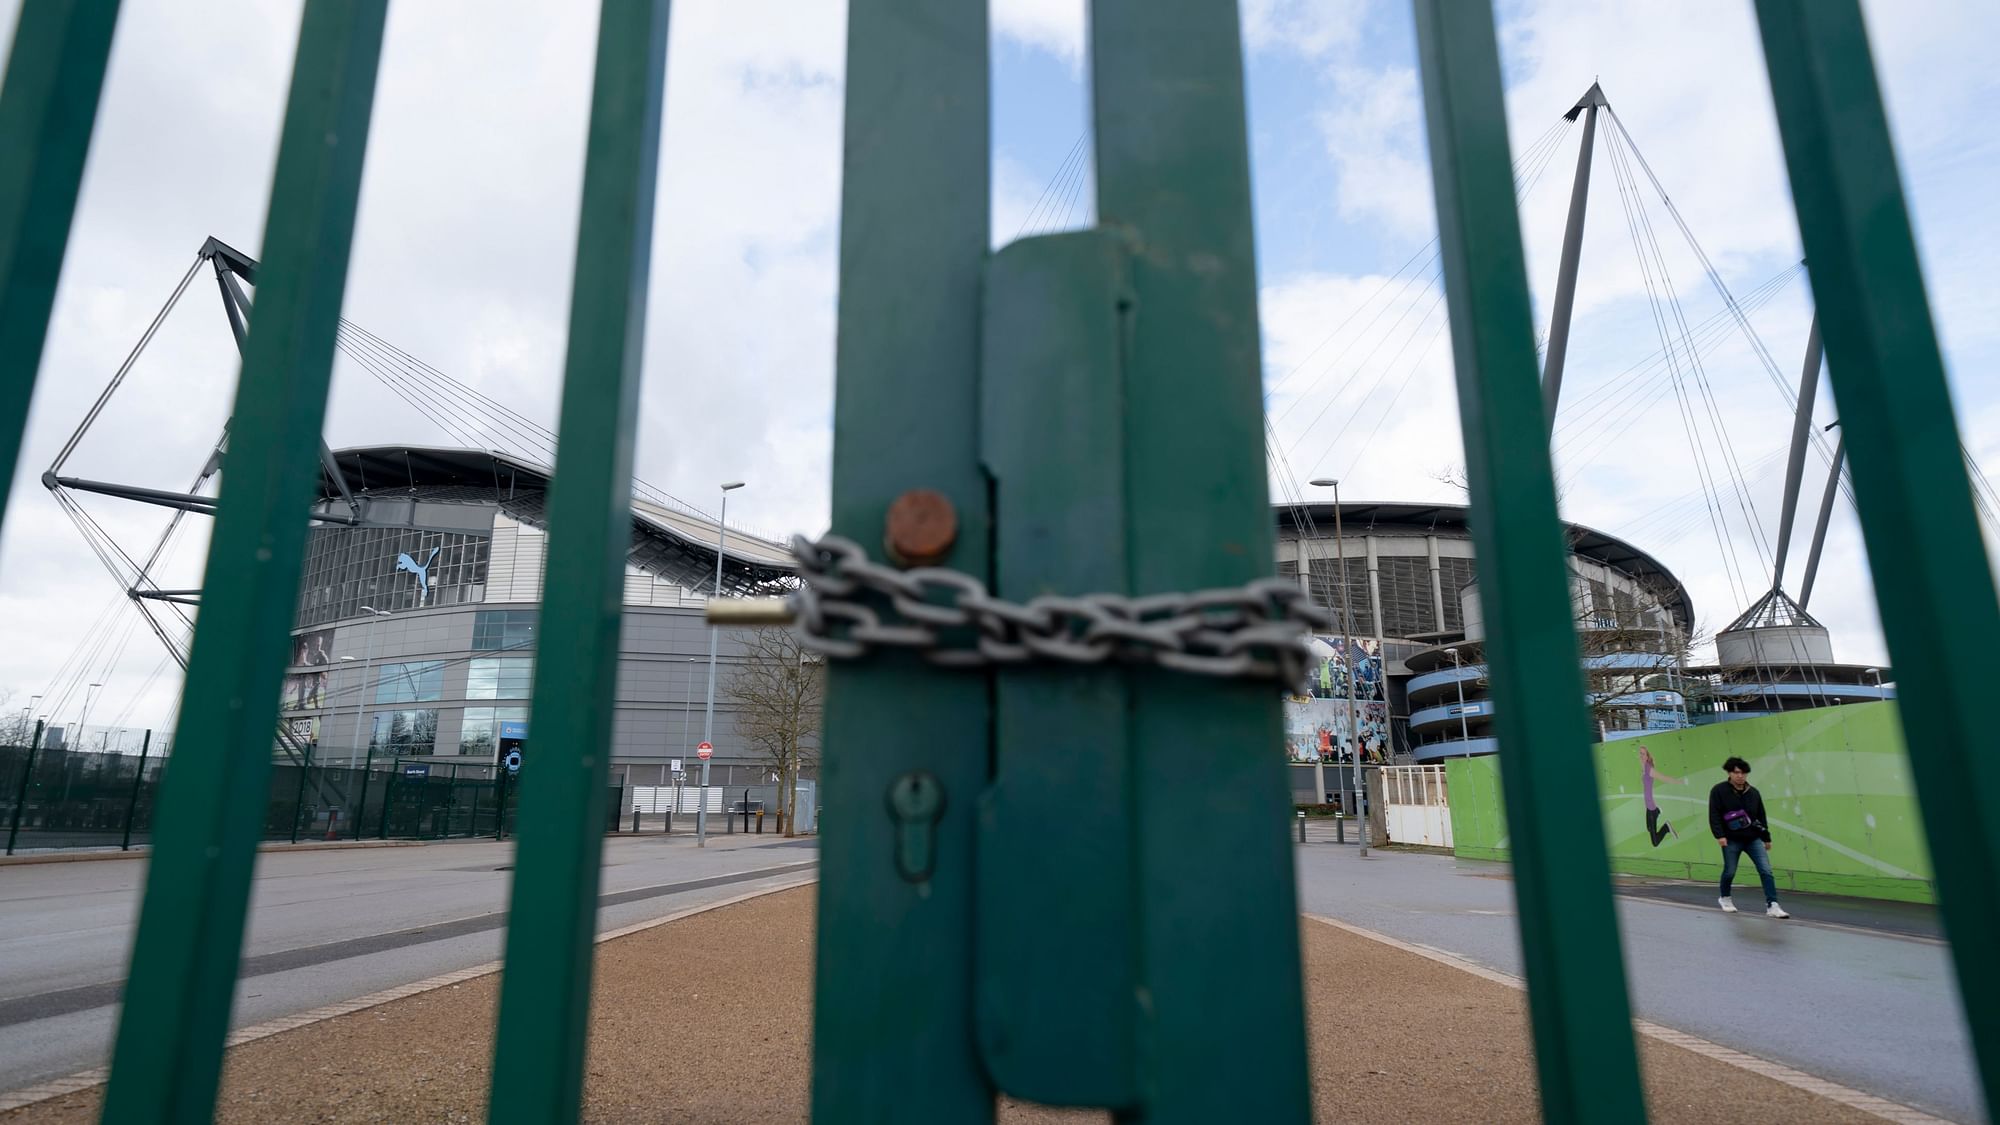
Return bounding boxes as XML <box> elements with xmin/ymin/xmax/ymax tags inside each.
<box><xmin>0</xmin><ymin>833</ymin><xmax>817</xmax><ymax>1096</ymax></box>
<box><xmin>1295</xmin><ymin>841</ymin><xmax>1983</xmax><ymax>1123</ymax></box>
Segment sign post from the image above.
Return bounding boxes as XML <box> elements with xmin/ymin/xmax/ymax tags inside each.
<box><xmin>695</xmin><ymin>742</ymin><xmax>713</xmax><ymax>847</ymax></box>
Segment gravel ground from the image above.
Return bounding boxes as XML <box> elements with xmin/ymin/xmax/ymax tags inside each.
<box><xmin>3</xmin><ymin>886</ymin><xmax>1898</xmax><ymax>1123</ymax></box>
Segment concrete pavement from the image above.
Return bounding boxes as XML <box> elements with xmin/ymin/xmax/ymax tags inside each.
<box><xmin>1295</xmin><ymin>841</ymin><xmax>1983</xmax><ymax>1123</ymax></box>
<box><xmin>0</xmin><ymin>831</ymin><xmax>817</xmax><ymax>1095</ymax></box>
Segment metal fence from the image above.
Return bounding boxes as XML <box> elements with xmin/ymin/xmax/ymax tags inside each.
<box><xmin>1</xmin><ymin>739</ymin><xmax>627</xmax><ymax>853</ymax></box>
<box><xmin>1</xmin><ymin>1</ymin><xmax>1992</xmax><ymax>1122</ymax></box>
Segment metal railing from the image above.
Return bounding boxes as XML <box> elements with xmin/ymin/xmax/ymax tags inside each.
<box><xmin>0</xmin><ymin>1</ymin><xmax>1991</xmax><ymax>1122</ymax></box>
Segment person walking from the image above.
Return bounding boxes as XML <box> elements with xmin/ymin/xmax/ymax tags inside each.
<box><xmin>1708</xmin><ymin>756</ymin><xmax>1789</xmax><ymax>918</ymax></box>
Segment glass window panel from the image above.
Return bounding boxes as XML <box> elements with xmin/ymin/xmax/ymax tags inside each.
<box><xmin>374</xmin><ymin>661</ymin><xmax>444</xmax><ymax>704</ymax></box>
<box><xmin>467</xmin><ymin>656</ymin><xmax>533</xmax><ymax>700</ymax></box>
<box><xmin>370</xmin><ymin>708</ymin><xmax>440</xmax><ymax>755</ymax></box>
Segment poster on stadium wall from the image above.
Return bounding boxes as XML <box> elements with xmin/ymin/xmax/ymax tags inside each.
<box><xmin>1301</xmin><ymin>635</ymin><xmax>1383</xmax><ymax>703</ymax></box>
<box><xmin>282</xmin><ymin>669</ymin><xmax>328</xmax><ymax>711</ymax></box>
<box><xmin>1285</xmin><ymin>635</ymin><xmax>1389</xmax><ymax>763</ymax></box>
<box><xmin>1283</xmin><ymin>696</ymin><xmax>1391</xmax><ymax>764</ymax></box>
<box><xmin>290</xmin><ymin>628</ymin><xmax>335</xmax><ymax>669</ymax></box>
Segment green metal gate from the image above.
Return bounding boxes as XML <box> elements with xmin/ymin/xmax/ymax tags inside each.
<box><xmin>1</xmin><ymin>1</ymin><xmax>1993</xmax><ymax>1122</ymax></box>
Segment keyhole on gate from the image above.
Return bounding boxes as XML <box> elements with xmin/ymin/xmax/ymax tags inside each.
<box><xmin>887</xmin><ymin>770</ymin><xmax>946</xmax><ymax>885</ymax></box>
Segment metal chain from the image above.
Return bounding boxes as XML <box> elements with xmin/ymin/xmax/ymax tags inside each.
<box><xmin>787</xmin><ymin>534</ymin><xmax>1334</xmax><ymax>687</ymax></box>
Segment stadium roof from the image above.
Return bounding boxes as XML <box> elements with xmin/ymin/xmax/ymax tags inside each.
<box><xmin>1274</xmin><ymin>500</ymin><xmax>1695</xmax><ymax>633</ymax></box>
<box><xmin>318</xmin><ymin>446</ymin><xmax>795</xmax><ymax>596</ymax></box>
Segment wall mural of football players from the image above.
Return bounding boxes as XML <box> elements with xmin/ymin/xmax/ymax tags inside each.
<box><xmin>1285</xmin><ymin>635</ymin><xmax>1389</xmax><ymax>764</ymax></box>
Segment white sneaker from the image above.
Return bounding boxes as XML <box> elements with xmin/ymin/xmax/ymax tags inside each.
<box><xmin>1719</xmin><ymin>897</ymin><xmax>1738</xmax><ymax>913</ymax></box>
<box><xmin>1766</xmin><ymin>903</ymin><xmax>1790</xmax><ymax>919</ymax></box>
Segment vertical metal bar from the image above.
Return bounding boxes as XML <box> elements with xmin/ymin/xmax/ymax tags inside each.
<box><xmin>6</xmin><ymin>720</ymin><xmax>45</xmax><ymax>855</ymax></box>
<box><xmin>99</xmin><ymin>4</ymin><xmax>387</xmax><ymax>1118</ymax></box>
<box><xmin>0</xmin><ymin>0</ymin><xmax>121</xmax><ymax>533</ymax></box>
<box><xmin>289</xmin><ymin>741</ymin><xmax>311</xmax><ymax>844</ymax></box>
<box><xmin>1409</xmin><ymin>3</ymin><xmax>1647</xmax><ymax>1121</ymax></box>
<box><xmin>810</xmin><ymin>0</ymin><xmax>991</xmax><ymax>1119</ymax></box>
<box><xmin>122</xmin><ymin>728</ymin><xmax>151</xmax><ymax>850</ymax></box>
<box><xmin>1770</xmin><ymin>315</ymin><xmax>1823</xmax><ymax>586</ymax></box>
<box><xmin>486</xmin><ymin>2</ymin><xmax>671</xmax><ymax>1120</ymax></box>
<box><xmin>353</xmin><ymin>736</ymin><xmax>374</xmax><ymax>838</ymax></box>
<box><xmin>1754</xmin><ymin>0</ymin><xmax>2000</xmax><ymax>1104</ymax></box>
<box><xmin>378</xmin><ymin>766</ymin><xmax>394</xmax><ymax>839</ymax></box>
<box><xmin>1090</xmin><ymin>1</ymin><xmax>1310</xmax><ymax>1118</ymax></box>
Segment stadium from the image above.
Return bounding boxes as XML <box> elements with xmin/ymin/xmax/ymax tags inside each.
<box><xmin>276</xmin><ymin>445</ymin><xmax>796</xmax><ymax>784</ymax></box>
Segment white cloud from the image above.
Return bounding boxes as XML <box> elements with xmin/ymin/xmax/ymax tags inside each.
<box><xmin>1315</xmin><ymin>65</ymin><xmax>1435</xmax><ymax>242</ymax></box>
<box><xmin>1242</xmin><ymin>0</ymin><xmax>1368</xmax><ymax>59</ymax></box>
<box><xmin>992</xmin><ymin>0</ymin><xmax>1085</xmax><ymax>65</ymax></box>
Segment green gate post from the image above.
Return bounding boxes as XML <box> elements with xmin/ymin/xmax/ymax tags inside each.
<box><xmin>810</xmin><ymin>1</ymin><xmax>993</xmax><ymax>1121</ymax></box>
<box><xmin>6</xmin><ymin>719</ymin><xmax>46</xmax><ymax>855</ymax></box>
<box><xmin>0</xmin><ymin>0</ymin><xmax>121</xmax><ymax>531</ymax></box>
<box><xmin>99</xmin><ymin>4</ymin><xmax>388</xmax><ymax>1119</ymax></box>
<box><xmin>976</xmin><ymin>230</ymin><xmax>1140</xmax><ymax>1109</ymax></box>
<box><xmin>1753</xmin><ymin>1</ymin><xmax>2000</xmax><ymax>1105</ymax></box>
<box><xmin>1091</xmin><ymin>1</ymin><xmax>1311</xmax><ymax>1117</ymax></box>
<box><xmin>122</xmin><ymin>728</ymin><xmax>151</xmax><ymax>850</ymax></box>
<box><xmin>1410</xmin><ymin>3</ymin><xmax>1647</xmax><ymax>1121</ymax></box>
<box><xmin>486</xmin><ymin>2</ymin><xmax>672</xmax><ymax>1121</ymax></box>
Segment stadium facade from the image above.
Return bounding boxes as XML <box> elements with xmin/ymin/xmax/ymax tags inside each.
<box><xmin>1274</xmin><ymin>501</ymin><xmax>1890</xmax><ymax>796</ymax></box>
<box><xmin>273</xmin><ymin>453</ymin><xmax>1888</xmax><ymax>793</ymax></box>
<box><xmin>277</xmin><ymin>446</ymin><xmax>795</xmax><ymax>783</ymax></box>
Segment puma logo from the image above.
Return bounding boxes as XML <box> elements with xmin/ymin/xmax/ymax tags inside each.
<box><xmin>396</xmin><ymin>547</ymin><xmax>441</xmax><ymax>604</ymax></box>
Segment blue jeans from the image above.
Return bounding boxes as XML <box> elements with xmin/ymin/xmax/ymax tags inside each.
<box><xmin>1720</xmin><ymin>838</ymin><xmax>1779</xmax><ymax>904</ymax></box>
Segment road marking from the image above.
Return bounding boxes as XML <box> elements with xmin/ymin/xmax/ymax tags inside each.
<box><xmin>0</xmin><ymin>875</ymin><xmax>818</xmax><ymax>1113</ymax></box>
<box><xmin>1304</xmin><ymin>913</ymin><xmax>1953</xmax><ymax>1125</ymax></box>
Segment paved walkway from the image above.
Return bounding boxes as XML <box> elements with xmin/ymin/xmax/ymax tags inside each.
<box><xmin>0</xmin><ymin>885</ymin><xmax>1910</xmax><ymax>1124</ymax></box>
<box><xmin>1295</xmin><ymin>841</ymin><xmax>1983</xmax><ymax>1123</ymax></box>
<box><xmin>0</xmin><ymin>831</ymin><xmax>814</xmax><ymax>1096</ymax></box>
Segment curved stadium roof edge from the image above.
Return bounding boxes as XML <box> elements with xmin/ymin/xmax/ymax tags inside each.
<box><xmin>318</xmin><ymin>445</ymin><xmax>796</xmax><ymax>592</ymax></box>
<box><xmin>1275</xmin><ymin>500</ymin><xmax>1695</xmax><ymax>633</ymax></box>
<box><xmin>316</xmin><ymin>450</ymin><xmax>1692</xmax><ymax>629</ymax></box>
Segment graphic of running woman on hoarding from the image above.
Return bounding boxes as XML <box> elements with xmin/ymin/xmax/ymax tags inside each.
<box><xmin>1637</xmin><ymin>743</ymin><xmax>1684</xmax><ymax>846</ymax></box>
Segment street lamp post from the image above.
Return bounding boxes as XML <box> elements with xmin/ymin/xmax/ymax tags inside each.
<box><xmin>698</xmin><ymin>481</ymin><xmax>745</xmax><ymax>847</ymax></box>
<box><xmin>344</xmin><ymin>606</ymin><xmax>392</xmax><ymax>839</ymax></box>
<box><xmin>76</xmin><ymin>682</ymin><xmax>104</xmax><ymax>751</ymax></box>
<box><xmin>1447</xmin><ymin>646</ymin><xmax>1471</xmax><ymax>745</ymax></box>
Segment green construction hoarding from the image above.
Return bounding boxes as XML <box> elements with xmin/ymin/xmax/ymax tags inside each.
<box><xmin>1444</xmin><ymin>701</ymin><xmax>1934</xmax><ymax>903</ymax></box>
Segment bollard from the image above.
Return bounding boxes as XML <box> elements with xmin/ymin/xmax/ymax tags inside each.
<box><xmin>756</xmin><ymin>808</ymin><xmax>764</xmax><ymax>835</ymax></box>
<box><xmin>1336</xmin><ymin>811</ymin><xmax>1345</xmax><ymax>845</ymax></box>
<box><xmin>632</xmin><ymin>807</ymin><xmax>641</xmax><ymax>834</ymax></box>
<box><xmin>1358</xmin><ymin>787</ymin><xmax>1369</xmax><ymax>859</ymax></box>
<box><xmin>1296</xmin><ymin>811</ymin><xmax>1306</xmax><ymax>844</ymax></box>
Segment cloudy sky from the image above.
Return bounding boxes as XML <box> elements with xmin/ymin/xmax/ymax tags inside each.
<box><xmin>2</xmin><ymin>0</ymin><xmax>1995</xmax><ymax>737</ymax></box>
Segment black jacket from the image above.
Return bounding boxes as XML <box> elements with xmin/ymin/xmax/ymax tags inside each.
<box><xmin>1708</xmin><ymin>781</ymin><xmax>1771</xmax><ymax>844</ymax></box>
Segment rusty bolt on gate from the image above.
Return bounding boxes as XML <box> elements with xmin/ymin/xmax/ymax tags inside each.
<box><xmin>883</xmin><ymin>488</ymin><xmax>957</xmax><ymax>567</ymax></box>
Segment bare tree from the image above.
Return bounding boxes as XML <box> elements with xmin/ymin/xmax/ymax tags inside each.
<box><xmin>720</xmin><ymin>628</ymin><xmax>823</xmax><ymax>836</ymax></box>
<box><xmin>0</xmin><ymin>691</ymin><xmax>32</xmax><ymax>749</ymax></box>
